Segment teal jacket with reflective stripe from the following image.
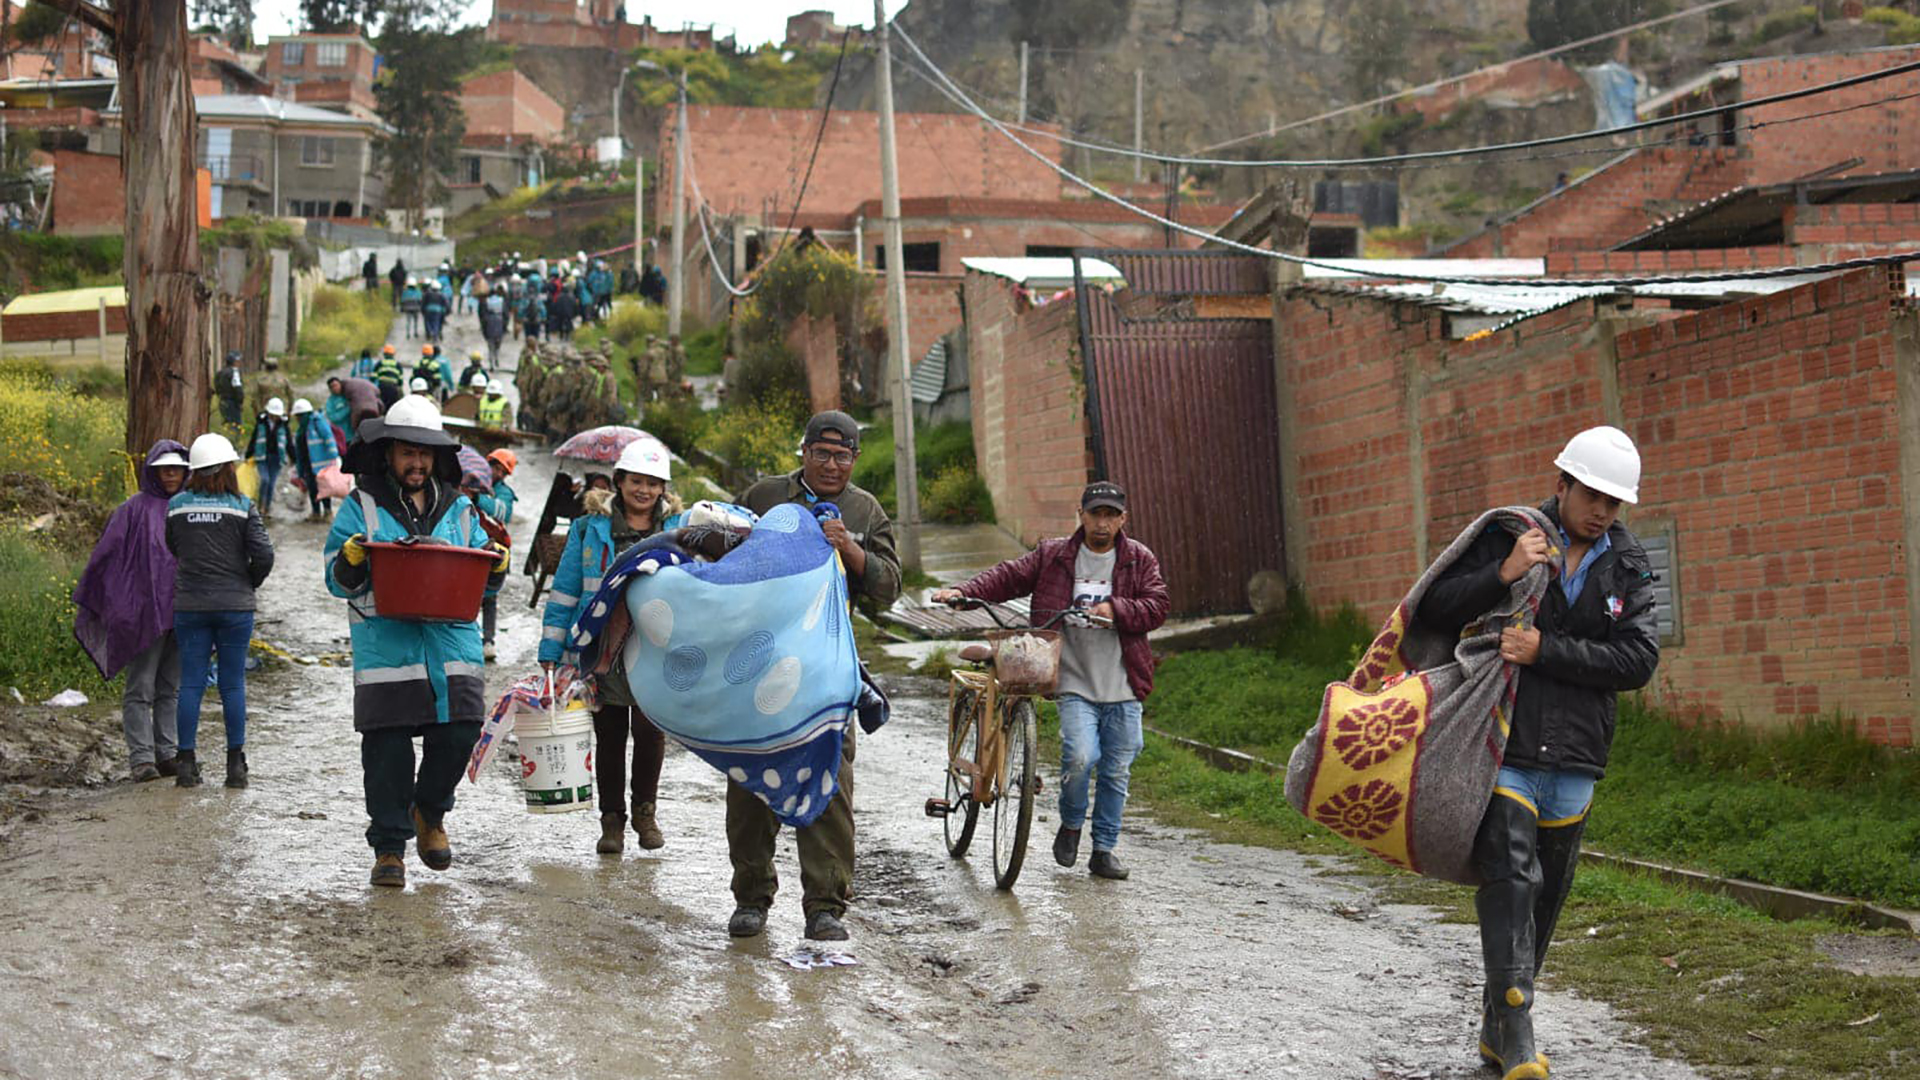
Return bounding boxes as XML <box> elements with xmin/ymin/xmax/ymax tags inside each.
<box><xmin>538</xmin><ymin>511</ymin><xmax>660</xmax><ymax>665</ymax></box>
<box><xmin>324</xmin><ymin>477</ymin><xmax>496</xmax><ymax>732</ymax></box>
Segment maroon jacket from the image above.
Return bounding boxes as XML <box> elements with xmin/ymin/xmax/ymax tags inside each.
<box><xmin>956</xmin><ymin>528</ymin><xmax>1171</xmax><ymax>700</ymax></box>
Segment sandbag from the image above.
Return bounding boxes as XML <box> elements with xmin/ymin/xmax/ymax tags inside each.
<box><xmin>1284</xmin><ymin>506</ymin><xmax>1557</xmax><ymax>886</ymax></box>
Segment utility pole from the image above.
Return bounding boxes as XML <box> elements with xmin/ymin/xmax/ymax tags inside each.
<box><xmin>668</xmin><ymin>67</ymin><xmax>687</xmax><ymax>338</ymax></box>
<box><xmin>874</xmin><ymin>0</ymin><xmax>922</xmax><ymax>572</ymax></box>
<box><xmin>1133</xmin><ymin>68</ymin><xmax>1144</xmax><ymax>183</ymax></box>
<box><xmin>1017</xmin><ymin>40</ymin><xmax>1028</xmax><ymax>124</ymax></box>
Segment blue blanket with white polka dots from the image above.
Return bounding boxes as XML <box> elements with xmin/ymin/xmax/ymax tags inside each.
<box><xmin>568</xmin><ymin>502</ymin><xmax>861</xmax><ymax>827</ymax></box>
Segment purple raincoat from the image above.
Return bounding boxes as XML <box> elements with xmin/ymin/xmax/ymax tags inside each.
<box><xmin>71</xmin><ymin>440</ymin><xmax>187</xmax><ymax>678</ymax></box>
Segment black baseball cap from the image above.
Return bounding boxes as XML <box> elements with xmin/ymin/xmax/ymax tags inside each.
<box><xmin>804</xmin><ymin>410</ymin><xmax>860</xmax><ymax>449</ymax></box>
<box><xmin>1081</xmin><ymin>481</ymin><xmax>1127</xmax><ymax>512</ymax></box>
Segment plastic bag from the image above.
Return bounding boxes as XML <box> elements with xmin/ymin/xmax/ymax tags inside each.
<box><xmin>235</xmin><ymin>458</ymin><xmax>261</xmax><ymax>500</ymax></box>
<box><xmin>468</xmin><ymin>668</ymin><xmax>588</xmax><ymax>783</ymax></box>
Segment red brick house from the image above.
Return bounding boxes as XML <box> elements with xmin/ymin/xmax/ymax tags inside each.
<box><xmin>261</xmin><ymin>33</ymin><xmax>379</xmax><ymax>119</ymax></box>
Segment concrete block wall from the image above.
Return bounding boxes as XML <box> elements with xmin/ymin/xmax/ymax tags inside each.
<box><xmin>1276</xmin><ymin>267</ymin><xmax>1916</xmax><ymax>745</ymax></box>
<box><xmin>964</xmin><ymin>274</ymin><xmax>1091</xmax><ymax>545</ymax></box>
<box><xmin>877</xmin><ymin>273</ymin><xmax>965</xmax><ymax>384</ymax></box>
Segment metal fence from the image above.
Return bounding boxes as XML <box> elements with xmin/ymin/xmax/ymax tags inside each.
<box><xmin>1073</xmin><ymin>250</ymin><xmax>1284</xmax><ymax>616</ymax></box>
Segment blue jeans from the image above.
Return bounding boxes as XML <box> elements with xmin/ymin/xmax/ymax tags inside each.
<box><xmin>175</xmin><ymin>610</ymin><xmax>254</xmax><ymax>753</ymax></box>
<box><xmin>1055</xmin><ymin>694</ymin><xmax>1143</xmax><ymax>852</ymax></box>
<box><xmin>257</xmin><ymin>460</ymin><xmax>280</xmax><ymax>514</ymax></box>
<box><xmin>1495</xmin><ymin>765</ymin><xmax>1597</xmax><ymax>826</ymax></box>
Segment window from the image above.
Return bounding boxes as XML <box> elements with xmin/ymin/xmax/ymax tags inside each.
<box><xmin>315</xmin><ymin>41</ymin><xmax>347</xmax><ymax>67</ymax></box>
<box><xmin>281</xmin><ymin>42</ymin><xmax>304</xmax><ymax>66</ymax></box>
<box><xmin>1635</xmin><ymin>520</ymin><xmax>1682</xmax><ymax>646</ymax></box>
<box><xmin>300</xmin><ymin>136</ymin><xmax>334</xmax><ymax>167</ymax></box>
<box><xmin>873</xmin><ymin>242</ymin><xmax>942</xmax><ymax>273</ymax></box>
<box><xmin>1025</xmin><ymin>244</ymin><xmax>1073</xmax><ymax>259</ymax></box>
<box><xmin>462</xmin><ymin>156</ymin><xmax>483</xmax><ymax>184</ymax></box>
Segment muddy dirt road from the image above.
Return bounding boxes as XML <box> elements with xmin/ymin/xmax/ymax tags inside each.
<box><xmin>0</xmin><ymin>316</ymin><xmax>1702</xmax><ymax>1080</ymax></box>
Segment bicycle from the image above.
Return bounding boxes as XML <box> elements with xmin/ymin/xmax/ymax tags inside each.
<box><xmin>923</xmin><ymin>597</ymin><xmax>1109</xmax><ymax>890</ymax></box>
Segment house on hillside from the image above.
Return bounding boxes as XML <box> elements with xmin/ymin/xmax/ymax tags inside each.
<box><xmin>91</xmin><ymin>95</ymin><xmax>387</xmax><ymax>221</ymax></box>
<box><xmin>486</xmin><ymin>0</ymin><xmax>713</xmax><ymax>51</ymax></box>
<box><xmin>261</xmin><ymin>32</ymin><xmax>380</xmax><ymax>120</ymax></box>
<box><xmin>0</xmin><ymin>1</ymin><xmax>114</xmax><ymax>81</ymax></box>
<box><xmin>191</xmin><ymin>34</ymin><xmax>272</xmax><ymax>97</ymax></box>
<box><xmin>447</xmin><ymin>70</ymin><xmax>565</xmax><ymax>214</ymax></box>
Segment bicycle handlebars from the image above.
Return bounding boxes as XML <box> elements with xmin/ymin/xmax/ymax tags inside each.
<box><xmin>937</xmin><ymin>595</ymin><xmax>1113</xmax><ymax>630</ymax></box>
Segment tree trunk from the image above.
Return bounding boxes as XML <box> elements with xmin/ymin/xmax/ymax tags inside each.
<box><xmin>118</xmin><ymin>0</ymin><xmax>210</xmax><ymax>457</ymax></box>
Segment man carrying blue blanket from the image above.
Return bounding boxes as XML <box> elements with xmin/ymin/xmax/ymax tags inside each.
<box><xmin>727</xmin><ymin>410</ymin><xmax>901</xmax><ymax>941</ymax></box>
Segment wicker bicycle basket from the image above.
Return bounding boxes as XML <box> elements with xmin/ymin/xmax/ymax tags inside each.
<box><xmin>984</xmin><ymin>628</ymin><xmax>1063</xmax><ymax>696</ymax></box>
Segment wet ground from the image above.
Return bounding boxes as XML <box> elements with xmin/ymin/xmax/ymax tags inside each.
<box><xmin>0</xmin><ymin>311</ymin><xmax>1705</xmax><ymax>1080</ymax></box>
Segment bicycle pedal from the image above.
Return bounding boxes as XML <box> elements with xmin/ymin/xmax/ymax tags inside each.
<box><xmin>924</xmin><ymin>797</ymin><xmax>952</xmax><ymax>818</ymax></box>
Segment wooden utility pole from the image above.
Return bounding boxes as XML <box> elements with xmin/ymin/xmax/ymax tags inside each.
<box><xmin>115</xmin><ymin>0</ymin><xmax>210</xmax><ymax>456</ymax></box>
<box><xmin>874</xmin><ymin>0</ymin><xmax>922</xmax><ymax>571</ymax></box>
<box><xmin>668</xmin><ymin>69</ymin><xmax>687</xmax><ymax>338</ymax></box>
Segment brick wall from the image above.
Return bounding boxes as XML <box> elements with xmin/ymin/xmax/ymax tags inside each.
<box><xmin>3</xmin><ymin>304</ymin><xmax>130</xmax><ymax>342</ymax></box>
<box><xmin>1277</xmin><ymin>267</ymin><xmax>1915</xmax><ymax>745</ymax></box>
<box><xmin>660</xmin><ymin>105</ymin><xmax>1063</xmax><ymax>228</ymax></box>
<box><xmin>1740</xmin><ymin>47</ymin><xmax>1920</xmax><ymax>185</ymax></box>
<box><xmin>461</xmin><ymin>70</ymin><xmax>566</xmax><ymax>142</ymax></box>
<box><xmin>1544</xmin><ymin>246</ymin><xmax>1798</xmax><ymax>274</ymax></box>
<box><xmin>874</xmin><ymin>272</ymin><xmax>965</xmax><ymax>381</ymax></box>
<box><xmin>50</xmin><ymin>149</ymin><xmax>123</xmax><ymax>236</ymax></box>
<box><xmin>1444</xmin><ymin>148</ymin><xmax>1745</xmax><ymax>258</ymax></box>
<box><xmin>964</xmin><ymin>273</ymin><xmax>1092</xmax><ymax>545</ymax></box>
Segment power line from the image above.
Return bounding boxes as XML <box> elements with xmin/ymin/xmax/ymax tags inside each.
<box><xmin>760</xmin><ymin>27</ymin><xmax>854</xmax><ymax>269</ymax></box>
<box><xmin>891</xmin><ymin>22</ymin><xmax>1920</xmax><ymax>289</ymax></box>
<box><xmin>1196</xmin><ymin>0</ymin><xmax>1754</xmax><ymax>152</ymax></box>
<box><xmin>897</xmin><ymin>32</ymin><xmax>1920</xmax><ymax>170</ymax></box>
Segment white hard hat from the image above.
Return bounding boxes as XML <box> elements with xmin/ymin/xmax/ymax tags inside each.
<box><xmin>410</xmin><ymin>377</ymin><xmax>429</xmax><ymax>392</ymax></box>
<box><xmin>291</xmin><ymin>398</ymin><xmax>314</xmax><ymax>416</ymax></box>
<box><xmin>1554</xmin><ymin>425</ymin><xmax>1641</xmax><ymax>504</ymax></box>
<box><xmin>469</xmin><ymin>372</ymin><xmax>489</xmax><ymax>389</ymax></box>
<box><xmin>188</xmin><ymin>433</ymin><xmax>239</xmax><ymax>471</ymax></box>
<box><xmin>384</xmin><ymin>394</ymin><xmax>447</xmax><ymax>433</ymax></box>
<box><xmin>407</xmin><ymin>275</ymin><xmax>418</xmax><ymax>285</ymax></box>
<box><xmin>151</xmin><ymin>451</ymin><xmax>190</xmax><ymax>469</ymax></box>
<box><xmin>487</xmin><ymin>379</ymin><xmax>503</xmax><ymax>394</ymax></box>
<box><xmin>265</xmin><ymin>397</ymin><xmax>286</xmax><ymax>417</ymax></box>
<box><xmin>614</xmin><ymin>437</ymin><xmax>671</xmax><ymax>482</ymax></box>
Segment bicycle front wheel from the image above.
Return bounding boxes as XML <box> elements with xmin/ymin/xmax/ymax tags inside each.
<box><xmin>944</xmin><ymin>688</ymin><xmax>981</xmax><ymax>858</ymax></box>
<box><xmin>991</xmin><ymin>698</ymin><xmax>1038</xmax><ymax>890</ymax></box>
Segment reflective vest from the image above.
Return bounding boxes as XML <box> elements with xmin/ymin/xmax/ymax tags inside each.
<box><xmin>477</xmin><ymin>394</ymin><xmax>509</xmax><ymax>429</ymax></box>
<box><xmin>373</xmin><ymin>358</ymin><xmax>404</xmax><ymax>389</ymax></box>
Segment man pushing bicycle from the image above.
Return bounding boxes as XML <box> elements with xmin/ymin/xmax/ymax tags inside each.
<box><xmin>932</xmin><ymin>481</ymin><xmax>1169</xmax><ymax>880</ymax></box>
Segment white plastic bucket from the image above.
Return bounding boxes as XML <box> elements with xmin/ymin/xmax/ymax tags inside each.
<box><xmin>518</xmin><ymin>703</ymin><xmax>595</xmax><ymax>813</ymax></box>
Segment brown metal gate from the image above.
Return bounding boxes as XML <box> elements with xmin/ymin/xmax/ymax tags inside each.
<box><xmin>1072</xmin><ymin>250</ymin><xmax>1283</xmax><ymax>616</ymax></box>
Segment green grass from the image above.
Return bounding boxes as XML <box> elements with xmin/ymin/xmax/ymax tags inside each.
<box><xmin>0</xmin><ymin>233</ymin><xmax>122</xmax><ymax>295</ymax></box>
<box><xmin>0</xmin><ymin>525</ymin><xmax>116</xmax><ymax>701</ymax></box>
<box><xmin>851</xmin><ymin>419</ymin><xmax>993</xmax><ymax>523</ymax></box>
<box><xmin>684</xmin><ymin>323</ymin><xmax>727</xmax><ymax>376</ymax></box>
<box><xmin>293</xmin><ymin>284</ymin><xmax>392</xmax><ymax>379</ymax></box>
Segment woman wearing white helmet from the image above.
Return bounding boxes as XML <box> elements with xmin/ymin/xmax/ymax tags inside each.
<box><xmin>539</xmin><ymin>437</ymin><xmax>680</xmax><ymax>854</ymax></box>
<box><xmin>246</xmin><ymin>396</ymin><xmax>297</xmax><ymax>520</ymax></box>
<box><xmin>1415</xmin><ymin>424</ymin><xmax>1659</xmax><ymax>1080</ymax></box>
<box><xmin>165</xmin><ymin>433</ymin><xmax>275</xmax><ymax>789</ymax></box>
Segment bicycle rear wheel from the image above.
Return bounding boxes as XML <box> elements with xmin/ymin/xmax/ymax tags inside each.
<box><xmin>991</xmin><ymin>698</ymin><xmax>1038</xmax><ymax>890</ymax></box>
<box><xmin>943</xmin><ymin>688</ymin><xmax>981</xmax><ymax>858</ymax></box>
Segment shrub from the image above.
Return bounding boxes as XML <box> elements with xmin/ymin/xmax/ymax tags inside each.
<box><xmin>921</xmin><ymin>462</ymin><xmax>994</xmax><ymax>523</ymax></box>
<box><xmin>293</xmin><ymin>284</ymin><xmax>391</xmax><ymax>377</ymax></box>
<box><xmin>706</xmin><ymin>393</ymin><xmax>805</xmax><ymax>478</ymax></box>
<box><xmin>640</xmin><ymin>396</ymin><xmax>710</xmax><ymax>460</ymax></box>
<box><xmin>852</xmin><ymin>418</ymin><xmax>980</xmax><ymax>515</ymax></box>
<box><xmin>603</xmin><ymin>298</ymin><xmax>667</xmax><ymax>350</ymax></box>
<box><xmin>1750</xmin><ymin>5</ymin><xmax>1817</xmax><ymax>43</ymax></box>
<box><xmin>684</xmin><ymin>323</ymin><xmax>728</xmax><ymax>376</ymax></box>
<box><xmin>0</xmin><ymin>366</ymin><xmax>130</xmax><ymax>503</ymax></box>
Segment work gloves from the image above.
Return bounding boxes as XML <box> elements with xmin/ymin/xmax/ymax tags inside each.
<box><xmin>341</xmin><ymin>534</ymin><xmax>368</xmax><ymax>566</ymax></box>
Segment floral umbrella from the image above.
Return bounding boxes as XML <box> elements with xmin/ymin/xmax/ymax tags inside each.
<box><xmin>554</xmin><ymin>425</ymin><xmax>652</xmax><ymax>464</ymax></box>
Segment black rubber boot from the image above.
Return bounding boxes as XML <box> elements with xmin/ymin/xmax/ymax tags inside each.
<box><xmin>1053</xmin><ymin>825</ymin><xmax>1081</xmax><ymax>868</ymax></box>
<box><xmin>174</xmin><ymin>750</ymin><xmax>202</xmax><ymax>788</ymax></box>
<box><xmin>1533</xmin><ymin>819</ymin><xmax>1587</xmax><ymax>976</ymax></box>
<box><xmin>224</xmin><ymin>747</ymin><xmax>249</xmax><ymax>789</ymax></box>
<box><xmin>597</xmin><ymin>813</ymin><xmax>626</xmax><ymax>855</ymax></box>
<box><xmin>1473</xmin><ymin>793</ymin><xmax>1549</xmax><ymax>1080</ymax></box>
<box><xmin>727</xmin><ymin>905</ymin><xmax>767</xmax><ymax>938</ymax></box>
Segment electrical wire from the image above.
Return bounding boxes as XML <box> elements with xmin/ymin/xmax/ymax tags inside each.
<box><xmin>680</xmin><ymin>135</ymin><xmax>758</xmax><ymax>298</ymax></box>
<box><xmin>896</xmin><ymin>29</ymin><xmax>1920</xmax><ymax>170</ymax></box>
<box><xmin>759</xmin><ymin>27</ymin><xmax>854</xmax><ymax>269</ymax></box>
<box><xmin>890</xmin><ymin>22</ymin><xmax>1920</xmax><ymax>289</ymax></box>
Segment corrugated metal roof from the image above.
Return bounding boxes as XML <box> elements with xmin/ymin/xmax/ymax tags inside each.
<box><xmin>910</xmin><ymin>339</ymin><xmax>947</xmax><ymax>403</ymax></box>
<box><xmin>960</xmin><ymin>256</ymin><xmax>1124</xmax><ymax>287</ymax></box>
<box><xmin>1305</xmin><ymin>273</ymin><xmax>1833</xmax><ymax>324</ymax></box>
<box><xmin>2</xmin><ymin>285</ymin><xmax>125</xmax><ymax>317</ymax></box>
<box><xmin>1303</xmin><ymin>258</ymin><xmax>1546</xmax><ymax>280</ymax></box>
<box><xmin>1636</xmin><ymin>64</ymin><xmax>1740</xmax><ymax>118</ymax></box>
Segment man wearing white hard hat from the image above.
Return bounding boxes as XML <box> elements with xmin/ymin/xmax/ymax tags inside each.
<box><xmin>326</xmin><ymin>396</ymin><xmax>510</xmax><ymax>888</ymax></box>
<box><xmin>246</xmin><ymin>396</ymin><xmax>296</xmax><ymax>520</ymax></box>
<box><xmin>477</xmin><ymin>379</ymin><xmax>510</xmax><ymax>431</ymax></box>
<box><xmin>1416</xmin><ymin>425</ymin><xmax>1660</xmax><ymax>1080</ymax></box>
<box><xmin>539</xmin><ymin>437</ymin><xmax>681</xmax><ymax>856</ymax></box>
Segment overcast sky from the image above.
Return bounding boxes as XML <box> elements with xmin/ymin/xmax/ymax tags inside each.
<box><xmin>250</xmin><ymin>1</ymin><xmax>911</xmax><ymax>48</ymax></box>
